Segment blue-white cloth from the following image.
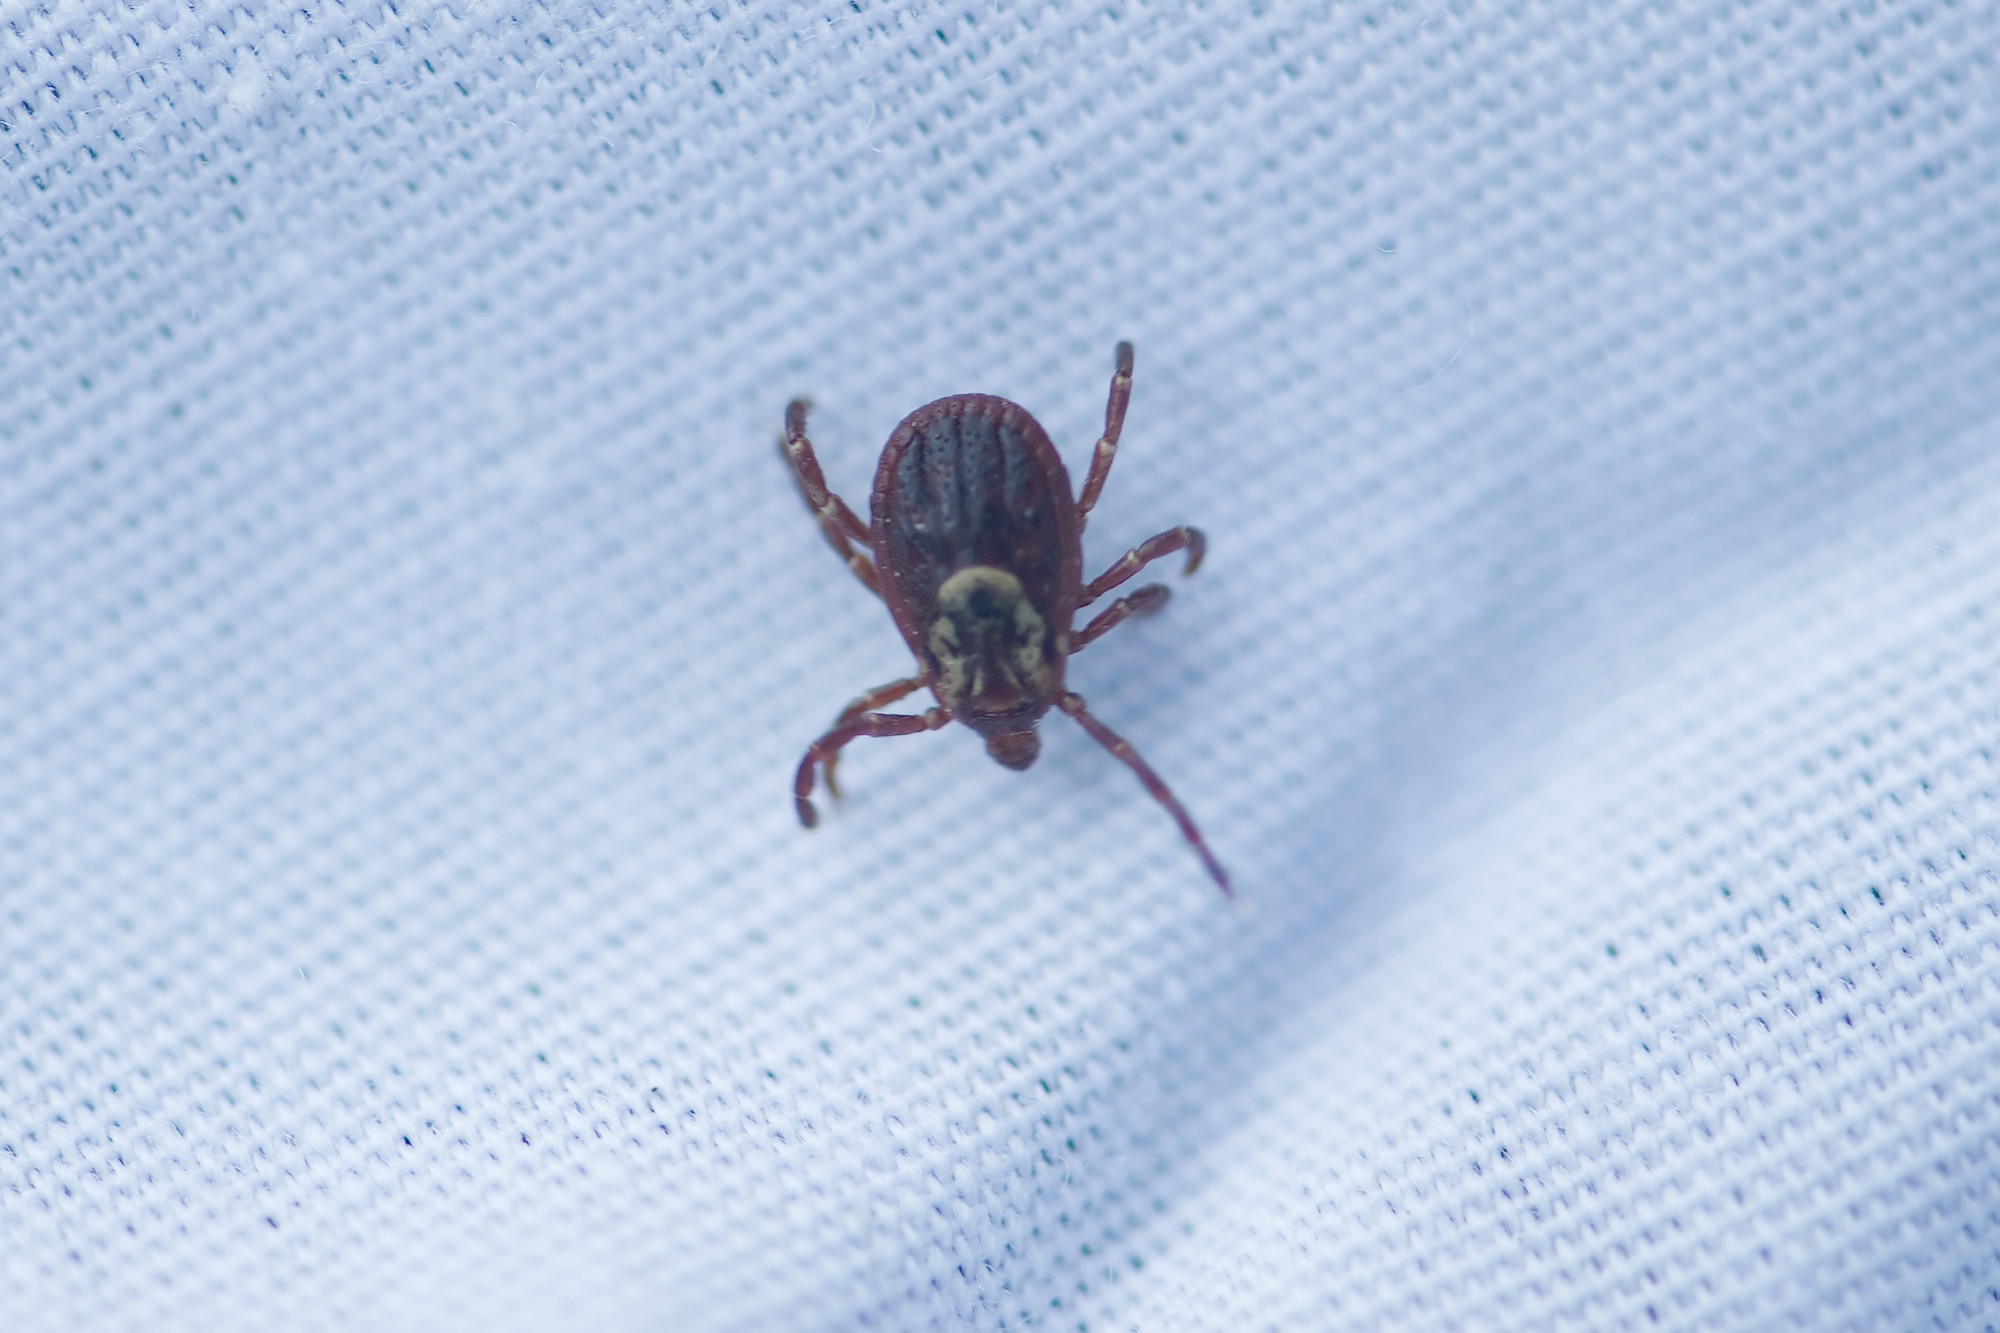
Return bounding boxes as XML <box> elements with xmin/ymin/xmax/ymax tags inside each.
<box><xmin>4</xmin><ymin>0</ymin><xmax>1998</xmax><ymax>1327</ymax></box>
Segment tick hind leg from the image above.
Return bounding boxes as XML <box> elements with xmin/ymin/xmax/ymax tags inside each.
<box><xmin>1075</xmin><ymin>341</ymin><xmax>1135</xmax><ymax>527</ymax></box>
<box><xmin>1083</xmin><ymin>525</ymin><xmax>1206</xmax><ymax>604</ymax></box>
<box><xmin>1059</xmin><ymin>692</ymin><xmax>1230</xmax><ymax>896</ymax></box>
<box><xmin>796</xmin><ymin>691</ymin><xmax>950</xmax><ymax>828</ymax></box>
<box><xmin>782</xmin><ymin>399</ymin><xmax>880</xmax><ymax>595</ymax></box>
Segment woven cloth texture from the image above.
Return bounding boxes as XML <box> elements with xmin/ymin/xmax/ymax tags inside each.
<box><xmin>4</xmin><ymin>0</ymin><xmax>1999</xmax><ymax>1328</ymax></box>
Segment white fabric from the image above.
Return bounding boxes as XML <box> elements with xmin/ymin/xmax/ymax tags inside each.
<box><xmin>4</xmin><ymin>0</ymin><xmax>1998</xmax><ymax>1328</ymax></box>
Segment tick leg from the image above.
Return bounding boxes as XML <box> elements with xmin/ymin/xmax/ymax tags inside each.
<box><xmin>796</xmin><ymin>703</ymin><xmax>951</xmax><ymax>828</ymax></box>
<box><xmin>1073</xmin><ymin>584</ymin><xmax>1170</xmax><ymax>651</ymax></box>
<box><xmin>783</xmin><ymin>399</ymin><xmax>880</xmax><ymax>595</ymax></box>
<box><xmin>822</xmin><ymin>674</ymin><xmax>927</xmax><ymax>798</ymax></box>
<box><xmin>1075</xmin><ymin>341</ymin><xmax>1135</xmax><ymax>527</ymax></box>
<box><xmin>1059</xmin><ymin>692</ymin><xmax>1230</xmax><ymax>897</ymax></box>
<box><xmin>1082</xmin><ymin>525</ymin><xmax>1205</xmax><ymax>604</ymax></box>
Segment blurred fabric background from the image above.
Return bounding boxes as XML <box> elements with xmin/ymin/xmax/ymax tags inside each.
<box><xmin>3</xmin><ymin>0</ymin><xmax>1997</xmax><ymax>1327</ymax></box>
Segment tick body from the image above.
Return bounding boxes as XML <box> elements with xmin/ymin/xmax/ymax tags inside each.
<box><xmin>783</xmin><ymin>342</ymin><xmax>1229</xmax><ymax>896</ymax></box>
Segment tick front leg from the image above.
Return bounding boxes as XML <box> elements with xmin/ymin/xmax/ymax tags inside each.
<box><xmin>822</xmin><ymin>674</ymin><xmax>927</xmax><ymax>797</ymax></box>
<box><xmin>1075</xmin><ymin>341</ymin><xmax>1135</xmax><ymax>527</ymax></box>
<box><xmin>783</xmin><ymin>399</ymin><xmax>880</xmax><ymax>595</ymax></box>
<box><xmin>1073</xmin><ymin>584</ymin><xmax>1170</xmax><ymax>651</ymax></box>
<box><xmin>796</xmin><ymin>703</ymin><xmax>951</xmax><ymax>828</ymax></box>
<box><xmin>1059</xmin><ymin>692</ymin><xmax>1230</xmax><ymax>897</ymax></box>
<box><xmin>1082</xmin><ymin>525</ymin><xmax>1206</xmax><ymax>604</ymax></box>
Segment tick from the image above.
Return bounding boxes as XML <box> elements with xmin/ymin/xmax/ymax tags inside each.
<box><xmin>782</xmin><ymin>341</ymin><xmax>1230</xmax><ymax>896</ymax></box>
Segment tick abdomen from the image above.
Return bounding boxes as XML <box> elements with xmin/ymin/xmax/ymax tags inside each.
<box><xmin>873</xmin><ymin>395</ymin><xmax>1081</xmax><ymax>635</ymax></box>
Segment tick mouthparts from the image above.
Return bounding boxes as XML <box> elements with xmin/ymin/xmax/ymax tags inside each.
<box><xmin>983</xmin><ymin>729</ymin><xmax>1041</xmax><ymax>770</ymax></box>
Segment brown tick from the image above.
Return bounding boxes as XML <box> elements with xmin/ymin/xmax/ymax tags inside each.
<box><xmin>782</xmin><ymin>341</ymin><xmax>1230</xmax><ymax>896</ymax></box>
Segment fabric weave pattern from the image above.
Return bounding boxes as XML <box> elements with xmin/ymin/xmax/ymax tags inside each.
<box><xmin>3</xmin><ymin>0</ymin><xmax>1998</xmax><ymax>1328</ymax></box>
